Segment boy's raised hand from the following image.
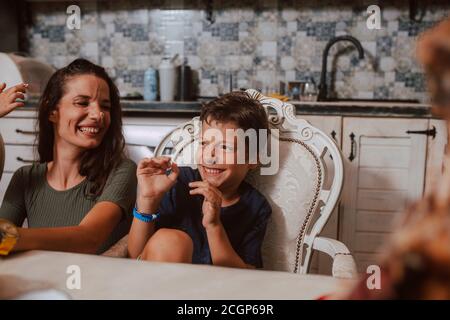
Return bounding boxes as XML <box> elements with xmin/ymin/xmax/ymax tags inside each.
<box><xmin>0</xmin><ymin>83</ymin><xmax>28</xmax><ymax>118</ymax></box>
<box><xmin>137</xmin><ymin>156</ymin><xmax>179</xmax><ymax>200</ymax></box>
<box><xmin>189</xmin><ymin>181</ymin><xmax>222</xmax><ymax>229</ymax></box>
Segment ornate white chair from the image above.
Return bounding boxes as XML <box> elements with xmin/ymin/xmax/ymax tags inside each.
<box><xmin>148</xmin><ymin>89</ymin><xmax>357</xmax><ymax>278</ymax></box>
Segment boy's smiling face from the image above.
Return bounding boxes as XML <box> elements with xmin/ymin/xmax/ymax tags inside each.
<box><xmin>197</xmin><ymin>117</ymin><xmax>257</xmax><ymax>192</ymax></box>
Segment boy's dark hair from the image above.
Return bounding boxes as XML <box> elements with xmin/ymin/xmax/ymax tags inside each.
<box><xmin>200</xmin><ymin>91</ymin><xmax>269</xmax><ymax>132</ymax></box>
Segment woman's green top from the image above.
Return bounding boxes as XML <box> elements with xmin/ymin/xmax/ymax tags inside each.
<box><xmin>0</xmin><ymin>158</ymin><xmax>137</xmax><ymax>253</ymax></box>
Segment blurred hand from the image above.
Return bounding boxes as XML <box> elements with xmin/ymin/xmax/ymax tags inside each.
<box><xmin>0</xmin><ymin>83</ymin><xmax>28</xmax><ymax>118</ymax></box>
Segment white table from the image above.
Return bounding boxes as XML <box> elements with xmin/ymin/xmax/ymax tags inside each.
<box><xmin>0</xmin><ymin>250</ymin><xmax>355</xmax><ymax>299</ymax></box>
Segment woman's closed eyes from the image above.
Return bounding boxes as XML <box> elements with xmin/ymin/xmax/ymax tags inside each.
<box><xmin>73</xmin><ymin>98</ymin><xmax>111</xmax><ymax>110</ymax></box>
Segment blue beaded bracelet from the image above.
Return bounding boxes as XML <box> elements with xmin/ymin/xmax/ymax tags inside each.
<box><xmin>133</xmin><ymin>207</ymin><xmax>160</xmax><ymax>223</ymax></box>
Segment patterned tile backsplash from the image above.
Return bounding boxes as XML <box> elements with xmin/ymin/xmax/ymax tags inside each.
<box><xmin>26</xmin><ymin>0</ymin><xmax>449</xmax><ymax>102</ymax></box>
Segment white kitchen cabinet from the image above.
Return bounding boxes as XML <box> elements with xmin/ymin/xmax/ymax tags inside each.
<box><xmin>0</xmin><ymin>111</ymin><xmax>38</xmax><ymax>212</ymax></box>
<box><xmin>340</xmin><ymin>117</ymin><xmax>430</xmax><ymax>273</ymax></box>
<box><xmin>0</xmin><ymin>118</ymin><xmax>38</xmax><ymax>145</ymax></box>
<box><xmin>0</xmin><ymin>112</ymin><xmax>39</xmax><ymax>204</ymax></box>
<box><xmin>4</xmin><ymin>145</ymin><xmax>36</xmax><ymax>172</ymax></box>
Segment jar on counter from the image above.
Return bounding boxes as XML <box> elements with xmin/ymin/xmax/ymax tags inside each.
<box><xmin>158</xmin><ymin>56</ymin><xmax>177</xmax><ymax>101</ymax></box>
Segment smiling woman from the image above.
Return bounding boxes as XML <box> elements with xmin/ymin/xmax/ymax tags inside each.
<box><xmin>0</xmin><ymin>59</ymin><xmax>137</xmax><ymax>255</ymax></box>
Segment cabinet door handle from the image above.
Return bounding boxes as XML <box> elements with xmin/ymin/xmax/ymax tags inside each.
<box><xmin>331</xmin><ymin>130</ymin><xmax>337</xmax><ymax>141</ymax></box>
<box><xmin>16</xmin><ymin>129</ymin><xmax>38</xmax><ymax>135</ymax></box>
<box><xmin>348</xmin><ymin>132</ymin><xmax>356</xmax><ymax>162</ymax></box>
<box><xmin>16</xmin><ymin>157</ymin><xmax>36</xmax><ymax>163</ymax></box>
<box><xmin>329</xmin><ymin>130</ymin><xmax>337</xmax><ymax>160</ymax></box>
<box><xmin>406</xmin><ymin>126</ymin><xmax>436</xmax><ymax>139</ymax></box>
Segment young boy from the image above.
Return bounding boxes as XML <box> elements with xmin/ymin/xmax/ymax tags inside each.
<box><xmin>128</xmin><ymin>91</ymin><xmax>272</xmax><ymax>269</ymax></box>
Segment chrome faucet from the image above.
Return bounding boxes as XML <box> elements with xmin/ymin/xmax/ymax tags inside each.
<box><xmin>317</xmin><ymin>35</ymin><xmax>365</xmax><ymax>101</ymax></box>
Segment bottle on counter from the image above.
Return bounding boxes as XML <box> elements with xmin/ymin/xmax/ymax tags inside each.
<box><xmin>143</xmin><ymin>67</ymin><xmax>158</xmax><ymax>101</ymax></box>
<box><xmin>177</xmin><ymin>58</ymin><xmax>193</xmax><ymax>101</ymax></box>
<box><xmin>158</xmin><ymin>56</ymin><xmax>177</xmax><ymax>101</ymax></box>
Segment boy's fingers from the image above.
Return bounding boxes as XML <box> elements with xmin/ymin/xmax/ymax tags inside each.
<box><xmin>153</xmin><ymin>156</ymin><xmax>171</xmax><ymax>164</ymax></box>
<box><xmin>148</xmin><ymin>158</ymin><xmax>159</xmax><ymax>166</ymax></box>
<box><xmin>149</xmin><ymin>157</ymin><xmax>171</xmax><ymax>169</ymax></box>
<box><xmin>0</xmin><ymin>83</ymin><xmax>5</xmax><ymax>92</ymax></box>
<box><xmin>167</xmin><ymin>161</ymin><xmax>179</xmax><ymax>182</ymax></box>
<box><xmin>139</xmin><ymin>168</ymin><xmax>166</xmax><ymax>175</ymax></box>
<box><xmin>189</xmin><ymin>181</ymin><xmax>208</xmax><ymax>188</ymax></box>
<box><xmin>190</xmin><ymin>188</ymin><xmax>220</xmax><ymax>203</ymax></box>
<box><xmin>138</xmin><ymin>158</ymin><xmax>153</xmax><ymax>169</ymax></box>
<box><xmin>152</xmin><ymin>157</ymin><xmax>172</xmax><ymax>169</ymax></box>
<box><xmin>189</xmin><ymin>187</ymin><xmax>208</xmax><ymax>197</ymax></box>
<box><xmin>139</xmin><ymin>159</ymin><xmax>165</xmax><ymax>173</ymax></box>
<box><xmin>139</xmin><ymin>158</ymin><xmax>173</xmax><ymax>176</ymax></box>
<box><xmin>148</xmin><ymin>158</ymin><xmax>165</xmax><ymax>170</ymax></box>
<box><xmin>189</xmin><ymin>181</ymin><xmax>222</xmax><ymax>197</ymax></box>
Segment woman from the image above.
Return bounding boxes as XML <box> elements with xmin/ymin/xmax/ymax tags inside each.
<box><xmin>0</xmin><ymin>59</ymin><xmax>137</xmax><ymax>254</ymax></box>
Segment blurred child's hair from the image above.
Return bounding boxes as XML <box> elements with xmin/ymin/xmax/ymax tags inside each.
<box><xmin>417</xmin><ymin>18</ymin><xmax>450</xmax><ymax>116</ymax></box>
<box><xmin>378</xmin><ymin>193</ymin><xmax>450</xmax><ymax>299</ymax></box>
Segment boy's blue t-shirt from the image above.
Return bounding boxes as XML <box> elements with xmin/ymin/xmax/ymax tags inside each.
<box><xmin>156</xmin><ymin>166</ymin><xmax>272</xmax><ymax>268</ymax></box>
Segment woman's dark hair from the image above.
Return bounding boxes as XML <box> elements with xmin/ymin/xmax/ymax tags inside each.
<box><xmin>37</xmin><ymin>58</ymin><xmax>125</xmax><ymax>197</ymax></box>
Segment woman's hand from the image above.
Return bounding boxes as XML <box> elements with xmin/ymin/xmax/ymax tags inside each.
<box><xmin>137</xmin><ymin>157</ymin><xmax>179</xmax><ymax>200</ymax></box>
<box><xmin>189</xmin><ymin>181</ymin><xmax>223</xmax><ymax>230</ymax></box>
<box><xmin>0</xmin><ymin>83</ymin><xmax>28</xmax><ymax>118</ymax></box>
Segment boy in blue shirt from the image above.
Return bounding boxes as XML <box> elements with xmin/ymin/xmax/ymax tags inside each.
<box><xmin>128</xmin><ymin>92</ymin><xmax>272</xmax><ymax>269</ymax></box>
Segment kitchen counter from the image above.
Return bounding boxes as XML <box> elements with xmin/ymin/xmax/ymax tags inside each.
<box><xmin>21</xmin><ymin>99</ymin><xmax>436</xmax><ymax>118</ymax></box>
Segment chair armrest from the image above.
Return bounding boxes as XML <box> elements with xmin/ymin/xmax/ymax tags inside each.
<box><xmin>101</xmin><ymin>235</ymin><xmax>128</xmax><ymax>258</ymax></box>
<box><xmin>311</xmin><ymin>236</ymin><xmax>357</xmax><ymax>279</ymax></box>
